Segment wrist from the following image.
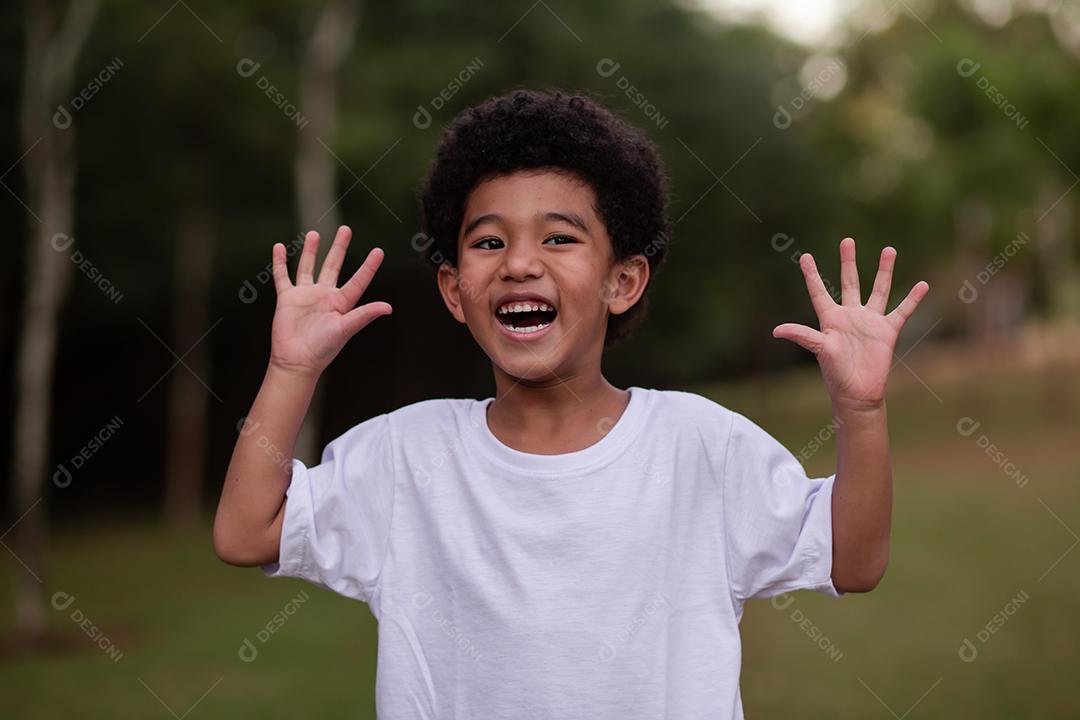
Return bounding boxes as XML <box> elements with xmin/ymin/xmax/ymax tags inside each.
<box><xmin>831</xmin><ymin>397</ymin><xmax>887</xmax><ymax>419</ymax></box>
<box><xmin>266</xmin><ymin>359</ymin><xmax>322</xmax><ymax>387</ymax></box>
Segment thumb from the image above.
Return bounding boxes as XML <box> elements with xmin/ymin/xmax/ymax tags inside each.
<box><xmin>342</xmin><ymin>301</ymin><xmax>393</xmax><ymax>338</ymax></box>
<box><xmin>773</xmin><ymin>323</ymin><xmax>825</xmax><ymax>355</ymax></box>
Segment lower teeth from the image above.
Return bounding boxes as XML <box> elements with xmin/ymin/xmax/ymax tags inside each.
<box><xmin>507</xmin><ymin>322</ymin><xmax>551</xmax><ymax>334</ymax></box>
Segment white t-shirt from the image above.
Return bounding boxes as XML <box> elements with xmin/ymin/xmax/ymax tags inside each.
<box><xmin>262</xmin><ymin>386</ymin><xmax>843</xmax><ymax>719</ymax></box>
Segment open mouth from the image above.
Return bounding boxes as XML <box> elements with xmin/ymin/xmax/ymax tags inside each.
<box><xmin>495</xmin><ymin>301</ymin><xmax>558</xmax><ymax>335</ymax></box>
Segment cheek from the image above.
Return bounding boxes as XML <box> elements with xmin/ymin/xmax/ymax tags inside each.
<box><xmin>459</xmin><ymin>278</ymin><xmax>498</xmax><ymax>326</ymax></box>
<box><xmin>564</xmin><ymin>284</ymin><xmax>608</xmax><ymax>324</ymax></box>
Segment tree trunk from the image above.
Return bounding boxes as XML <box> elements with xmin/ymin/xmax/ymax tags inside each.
<box><xmin>11</xmin><ymin>0</ymin><xmax>99</xmax><ymax>641</ymax></box>
<box><xmin>953</xmin><ymin>198</ymin><xmax>994</xmax><ymax>341</ymax></box>
<box><xmin>293</xmin><ymin>0</ymin><xmax>359</xmax><ymax>464</ymax></box>
<box><xmin>1035</xmin><ymin>179</ymin><xmax>1079</xmax><ymax>323</ymax></box>
<box><xmin>164</xmin><ymin>196</ymin><xmax>215</xmax><ymax>529</ymax></box>
<box><xmin>1034</xmin><ymin>179</ymin><xmax>1079</xmax><ymax>420</ymax></box>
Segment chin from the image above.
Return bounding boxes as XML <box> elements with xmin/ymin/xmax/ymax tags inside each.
<box><xmin>491</xmin><ymin>352</ymin><xmax>567</xmax><ymax>384</ymax></box>
<box><xmin>470</xmin><ymin>315</ymin><xmax>564</xmax><ymax>377</ymax></box>
<box><xmin>486</xmin><ymin>341</ymin><xmax>561</xmax><ymax>379</ymax></box>
<box><xmin>467</xmin><ymin>311</ymin><xmax>597</xmax><ymax>384</ymax></box>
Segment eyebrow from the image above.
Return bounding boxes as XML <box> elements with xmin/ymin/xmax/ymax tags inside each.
<box><xmin>462</xmin><ymin>211</ymin><xmax>590</xmax><ymax>238</ymax></box>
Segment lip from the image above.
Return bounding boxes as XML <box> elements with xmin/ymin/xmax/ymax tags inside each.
<box><xmin>493</xmin><ymin>291</ymin><xmax>557</xmax><ymax>313</ymax></box>
<box><xmin>495</xmin><ymin>313</ymin><xmax>557</xmax><ymax>343</ymax></box>
<box><xmin>492</xmin><ymin>290</ymin><xmax>558</xmax><ymax>343</ymax></box>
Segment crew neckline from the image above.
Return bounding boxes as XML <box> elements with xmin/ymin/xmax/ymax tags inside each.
<box><xmin>469</xmin><ymin>386</ymin><xmax>650</xmax><ymax>476</ymax></box>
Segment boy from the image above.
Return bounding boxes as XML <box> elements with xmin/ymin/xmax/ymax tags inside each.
<box><xmin>213</xmin><ymin>88</ymin><xmax>929</xmax><ymax>719</ymax></box>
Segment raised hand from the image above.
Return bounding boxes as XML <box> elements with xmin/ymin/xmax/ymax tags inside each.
<box><xmin>269</xmin><ymin>226</ymin><xmax>392</xmax><ymax>378</ymax></box>
<box><xmin>772</xmin><ymin>237</ymin><xmax>929</xmax><ymax>412</ymax></box>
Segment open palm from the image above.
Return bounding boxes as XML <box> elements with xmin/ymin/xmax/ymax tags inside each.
<box><xmin>269</xmin><ymin>226</ymin><xmax>392</xmax><ymax>378</ymax></box>
<box><xmin>773</xmin><ymin>237</ymin><xmax>929</xmax><ymax>412</ymax></box>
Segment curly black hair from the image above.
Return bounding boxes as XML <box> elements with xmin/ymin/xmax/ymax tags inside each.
<box><xmin>417</xmin><ymin>87</ymin><xmax>671</xmax><ymax>348</ymax></box>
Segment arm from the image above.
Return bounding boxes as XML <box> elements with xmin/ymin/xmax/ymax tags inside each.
<box><xmin>773</xmin><ymin>237</ymin><xmax>929</xmax><ymax>593</ymax></box>
<box><xmin>213</xmin><ymin>226</ymin><xmax>392</xmax><ymax>567</ymax></box>
<box><xmin>213</xmin><ymin>364</ymin><xmax>317</xmax><ymax>566</ymax></box>
<box><xmin>831</xmin><ymin>402</ymin><xmax>891</xmax><ymax>592</ymax></box>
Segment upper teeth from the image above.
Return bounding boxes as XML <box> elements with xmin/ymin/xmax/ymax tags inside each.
<box><xmin>498</xmin><ymin>302</ymin><xmax>553</xmax><ymax>314</ymax></box>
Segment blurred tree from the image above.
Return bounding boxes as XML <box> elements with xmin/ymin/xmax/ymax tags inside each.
<box><xmin>818</xmin><ymin>0</ymin><xmax>1079</xmax><ymax>340</ymax></box>
<box><xmin>11</xmin><ymin>0</ymin><xmax>99</xmax><ymax>640</ymax></box>
<box><xmin>2</xmin><ymin>0</ymin><xmax>1078</xmax><ymax>533</ymax></box>
<box><xmin>294</xmin><ymin>0</ymin><xmax>359</xmax><ymax>466</ymax></box>
<box><xmin>164</xmin><ymin>156</ymin><xmax>215</xmax><ymax>529</ymax></box>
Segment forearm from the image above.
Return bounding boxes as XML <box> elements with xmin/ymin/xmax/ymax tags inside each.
<box><xmin>830</xmin><ymin>401</ymin><xmax>892</xmax><ymax>592</ymax></box>
<box><xmin>213</xmin><ymin>363</ymin><xmax>318</xmax><ymax>564</ymax></box>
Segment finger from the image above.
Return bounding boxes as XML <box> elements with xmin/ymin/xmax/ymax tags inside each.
<box><xmin>318</xmin><ymin>225</ymin><xmax>352</xmax><ymax>287</ymax></box>
<box><xmin>271</xmin><ymin>243</ymin><xmax>293</xmax><ymax>294</ymax></box>
<box><xmin>773</xmin><ymin>323</ymin><xmax>826</xmax><ymax>355</ymax></box>
<box><xmin>342</xmin><ymin>301</ymin><xmax>393</xmax><ymax>338</ymax></box>
<box><xmin>839</xmin><ymin>237</ymin><xmax>861</xmax><ymax>306</ymax></box>
<box><xmin>296</xmin><ymin>231</ymin><xmax>320</xmax><ymax>285</ymax></box>
<box><xmin>866</xmin><ymin>246</ymin><xmax>896</xmax><ymax>314</ymax></box>
<box><xmin>340</xmin><ymin>247</ymin><xmax>386</xmax><ymax>307</ymax></box>
<box><xmin>799</xmin><ymin>253</ymin><xmax>837</xmax><ymax>319</ymax></box>
<box><xmin>886</xmin><ymin>281</ymin><xmax>930</xmax><ymax>332</ymax></box>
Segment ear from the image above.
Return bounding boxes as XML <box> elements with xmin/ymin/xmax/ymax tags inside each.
<box><xmin>437</xmin><ymin>262</ymin><xmax>468</xmax><ymax>324</ymax></box>
<box><xmin>603</xmin><ymin>254</ymin><xmax>650</xmax><ymax>316</ymax></box>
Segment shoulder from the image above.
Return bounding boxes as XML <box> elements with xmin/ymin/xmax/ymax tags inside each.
<box><xmin>385</xmin><ymin>397</ymin><xmax>485</xmax><ymax>449</ymax></box>
<box><xmin>386</xmin><ymin>396</ymin><xmax>477</xmax><ymax>430</ymax></box>
<box><xmin>634</xmin><ymin>388</ymin><xmax>741</xmax><ymax>457</ymax></box>
<box><xmin>321</xmin><ymin>397</ymin><xmax>479</xmax><ymax>458</ymax></box>
<box><xmin>641</xmin><ymin>387</ymin><xmax>736</xmax><ymax>426</ymax></box>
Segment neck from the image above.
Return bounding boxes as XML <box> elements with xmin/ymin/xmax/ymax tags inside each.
<box><xmin>486</xmin><ymin>362</ymin><xmax>630</xmax><ymax>453</ymax></box>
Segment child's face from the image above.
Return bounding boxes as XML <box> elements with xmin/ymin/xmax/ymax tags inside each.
<box><xmin>437</xmin><ymin>169</ymin><xmax>648</xmax><ymax>384</ymax></box>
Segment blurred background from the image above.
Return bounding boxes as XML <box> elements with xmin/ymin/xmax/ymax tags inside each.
<box><xmin>1</xmin><ymin>0</ymin><xmax>1078</xmax><ymax>716</ymax></box>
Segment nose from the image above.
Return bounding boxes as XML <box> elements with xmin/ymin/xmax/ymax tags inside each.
<box><xmin>499</xmin><ymin>238</ymin><xmax>545</xmax><ymax>281</ymax></box>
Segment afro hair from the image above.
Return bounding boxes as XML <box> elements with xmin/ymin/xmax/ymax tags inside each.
<box><xmin>417</xmin><ymin>87</ymin><xmax>671</xmax><ymax>348</ymax></box>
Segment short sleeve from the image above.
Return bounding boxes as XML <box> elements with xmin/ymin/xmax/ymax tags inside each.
<box><xmin>261</xmin><ymin>414</ymin><xmax>396</xmax><ymax>604</ymax></box>
<box><xmin>720</xmin><ymin>410</ymin><xmax>844</xmax><ymax>603</ymax></box>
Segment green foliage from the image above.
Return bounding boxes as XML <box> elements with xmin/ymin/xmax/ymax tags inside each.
<box><xmin>1</xmin><ymin>0</ymin><xmax>1077</xmax><ymax>504</ymax></box>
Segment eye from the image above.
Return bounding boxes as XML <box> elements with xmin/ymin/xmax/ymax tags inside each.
<box><xmin>472</xmin><ymin>237</ymin><xmax>504</xmax><ymax>250</ymax></box>
<box><xmin>544</xmin><ymin>235</ymin><xmax>579</xmax><ymax>245</ymax></box>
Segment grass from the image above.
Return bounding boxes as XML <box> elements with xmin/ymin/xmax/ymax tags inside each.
<box><xmin>2</xmin><ymin>342</ymin><xmax>1078</xmax><ymax>717</ymax></box>
<box><xmin>0</xmin><ymin>517</ymin><xmax>378</xmax><ymax>718</ymax></box>
<box><xmin>695</xmin><ymin>342</ymin><xmax>1080</xmax><ymax>719</ymax></box>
